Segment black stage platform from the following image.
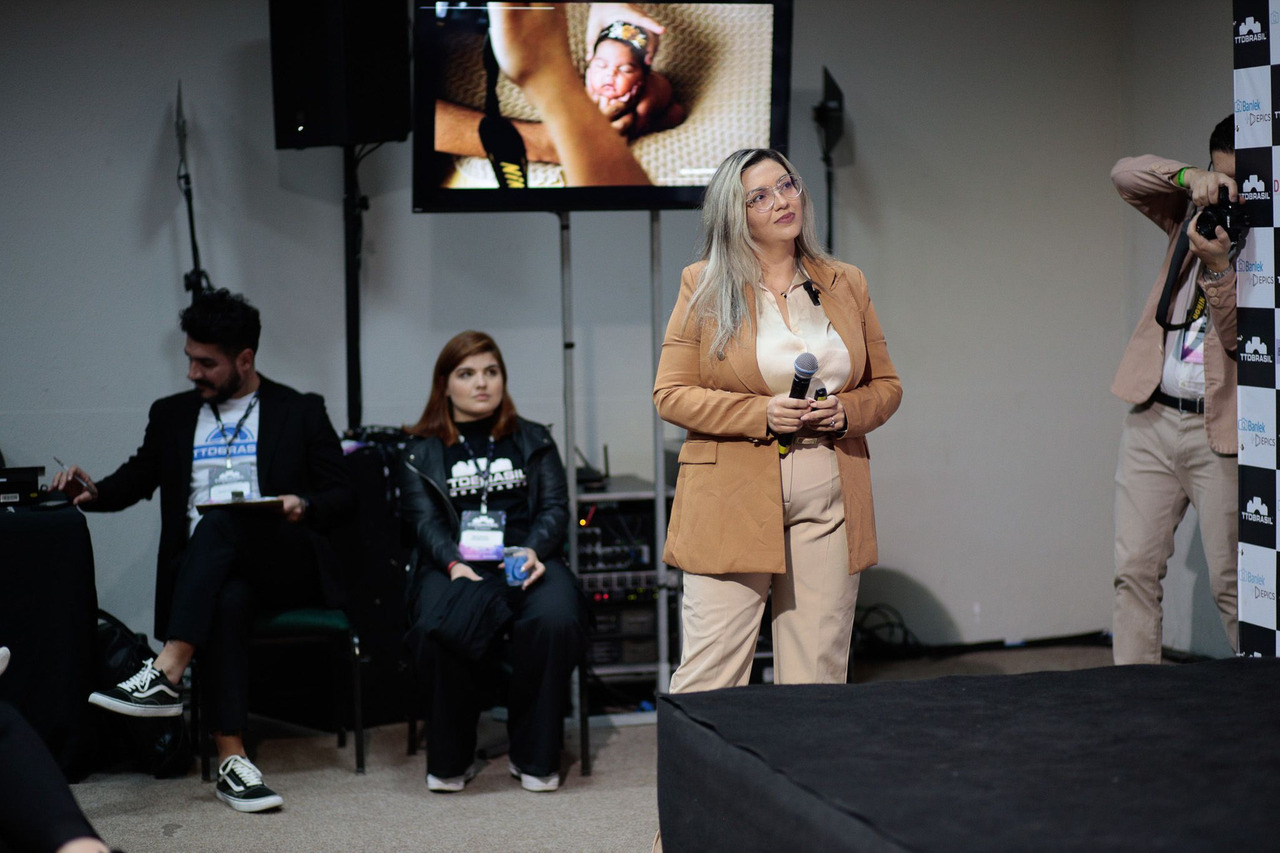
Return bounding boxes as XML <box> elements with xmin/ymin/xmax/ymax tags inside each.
<box><xmin>657</xmin><ymin>658</ymin><xmax>1280</xmax><ymax>852</ymax></box>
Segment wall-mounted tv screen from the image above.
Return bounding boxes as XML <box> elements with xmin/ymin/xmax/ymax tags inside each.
<box><xmin>412</xmin><ymin>1</ymin><xmax>793</xmax><ymax>213</ymax></box>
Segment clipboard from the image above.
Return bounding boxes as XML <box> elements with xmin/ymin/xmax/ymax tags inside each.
<box><xmin>195</xmin><ymin>498</ymin><xmax>284</xmax><ymax>514</ymax></box>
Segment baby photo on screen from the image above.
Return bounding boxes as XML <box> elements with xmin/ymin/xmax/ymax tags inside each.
<box><xmin>417</xmin><ymin>2</ymin><xmax>778</xmax><ymax>195</ymax></box>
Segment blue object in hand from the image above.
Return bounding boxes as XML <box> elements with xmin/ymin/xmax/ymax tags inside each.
<box><xmin>504</xmin><ymin>547</ymin><xmax>529</xmax><ymax>586</ymax></box>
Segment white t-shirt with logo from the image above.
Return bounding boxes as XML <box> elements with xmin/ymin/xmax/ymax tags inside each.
<box><xmin>188</xmin><ymin>393</ymin><xmax>261</xmax><ymax>535</ymax></box>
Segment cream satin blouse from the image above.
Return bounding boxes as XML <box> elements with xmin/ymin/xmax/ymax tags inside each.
<box><xmin>755</xmin><ymin>269</ymin><xmax>851</xmax><ymax>397</ymax></box>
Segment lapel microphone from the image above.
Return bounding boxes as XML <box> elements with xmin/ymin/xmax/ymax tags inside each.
<box><xmin>801</xmin><ymin>280</ymin><xmax>821</xmax><ymax>306</ymax></box>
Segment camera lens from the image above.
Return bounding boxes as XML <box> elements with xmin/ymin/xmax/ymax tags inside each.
<box><xmin>1195</xmin><ymin>209</ymin><xmax>1223</xmax><ymax>241</ymax></box>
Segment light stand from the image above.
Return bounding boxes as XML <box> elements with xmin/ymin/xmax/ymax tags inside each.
<box><xmin>342</xmin><ymin>145</ymin><xmax>372</xmax><ymax>431</ymax></box>
<box><xmin>175</xmin><ymin>83</ymin><xmax>211</xmax><ymax>303</ymax></box>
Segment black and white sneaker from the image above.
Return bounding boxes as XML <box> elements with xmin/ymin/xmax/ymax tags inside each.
<box><xmin>216</xmin><ymin>755</ymin><xmax>284</xmax><ymax>813</ymax></box>
<box><xmin>88</xmin><ymin>658</ymin><xmax>183</xmax><ymax>717</ymax></box>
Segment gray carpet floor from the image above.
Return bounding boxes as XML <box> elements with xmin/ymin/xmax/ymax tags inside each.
<box><xmin>72</xmin><ymin>644</ymin><xmax>1116</xmax><ymax>853</ymax></box>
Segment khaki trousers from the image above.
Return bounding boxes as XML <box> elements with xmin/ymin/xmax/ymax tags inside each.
<box><xmin>669</xmin><ymin>441</ymin><xmax>860</xmax><ymax>693</ymax></box>
<box><xmin>1113</xmin><ymin>402</ymin><xmax>1238</xmax><ymax>665</ymax></box>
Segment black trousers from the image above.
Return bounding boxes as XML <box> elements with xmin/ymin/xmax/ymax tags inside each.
<box><xmin>165</xmin><ymin>509</ymin><xmax>326</xmax><ymax>733</ymax></box>
<box><xmin>411</xmin><ymin>558</ymin><xmax>585</xmax><ymax>779</ymax></box>
<box><xmin>0</xmin><ymin>701</ymin><xmax>101</xmax><ymax>852</ymax></box>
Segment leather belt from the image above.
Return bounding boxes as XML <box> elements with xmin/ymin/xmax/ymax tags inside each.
<box><xmin>1151</xmin><ymin>389</ymin><xmax>1205</xmax><ymax>414</ymax></box>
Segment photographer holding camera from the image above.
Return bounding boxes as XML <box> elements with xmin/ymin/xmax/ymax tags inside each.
<box><xmin>1109</xmin><ymin>116</ymin><xmax>1241</xmax><ymax>665</ymax></box>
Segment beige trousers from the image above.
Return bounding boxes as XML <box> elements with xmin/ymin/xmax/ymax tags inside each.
<box><xmin>669</xmin><ymin>441</ymin><xmax>860</xmax><ymax>693</ymax></box>
<box><xmin>1113</xmin><ymin>402</ymin><xmax>1238</xmax><ymax>665</ymax></box>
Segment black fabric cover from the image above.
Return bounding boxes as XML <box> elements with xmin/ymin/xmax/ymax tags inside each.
<box><xmin>413</xmin><ymin>573</ymin><xmax>514</xmax><ymax>663</ymax></box>
<box><xmin>0</xmin><ymin>504</ymin><xmax>98</xmax><ymax>780</ymax></box>
<box><xmin>658</xmin><ymin>658</ymin><xmax>1280</xmax><ymax>852</ymax></box>
<box><xmin>331</xmin><ymin>443</ymin><xmax>412</xmax><ymax>726</ymax></box>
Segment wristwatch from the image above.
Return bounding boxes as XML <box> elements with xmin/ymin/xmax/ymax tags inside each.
<box><xmin>1200</xmin><ymin>265</ymin><xmax>1230</xmax><ymax>283</ymax></box>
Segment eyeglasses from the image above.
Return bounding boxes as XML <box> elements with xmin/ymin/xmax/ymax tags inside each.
<box><xmin>745</xmin><ymin>174</ymin><xmax>803</xmax><ymax>212</ymax></box>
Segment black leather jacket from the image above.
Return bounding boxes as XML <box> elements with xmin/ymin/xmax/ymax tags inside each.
<box><xmin>398</xmin><ymin>417</ymin><xmax>569</xmax><ymax>576</ymax></box>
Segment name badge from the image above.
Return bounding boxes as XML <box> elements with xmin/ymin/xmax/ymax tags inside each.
<box><xmin>209</xmin><ymin>467</ymin><xmax>254</xmax><ymax>503</ymax></box>
<box><xmin>459</xmin><ymin>510</ymin><xmax>506</xmax><ymax>561</ymax></box>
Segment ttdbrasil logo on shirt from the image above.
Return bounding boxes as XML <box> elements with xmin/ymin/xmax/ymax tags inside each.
<box><xmin>448</xmin><ymin>457</ymin><xmax>527</xmax><ymax>496</ymax></box>
<box><xmin>193</xmin><ymin>426</ymin><xmax>258</xmax><ymax>461</ymax></box>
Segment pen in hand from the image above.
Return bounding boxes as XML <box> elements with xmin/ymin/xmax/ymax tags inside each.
<box><xmin>53</xmin><ymin>456</ymin><xmax>89</xmax><ymax>488</ymax></box>
<box><xmin>53</xmin><ymin>456</ymin><xmax>97</xmax><ymax>502</ymax></box>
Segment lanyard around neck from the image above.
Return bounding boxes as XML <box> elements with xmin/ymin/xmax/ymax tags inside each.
<box><xmin>457</xmin><ymin>433</ymin><xmax>496</xmax><ymax>514</ymax></box>
<box><xmin>210</xmin><ymin>393</ymin><xmax>259</xmax><ymax>470</ymax></box>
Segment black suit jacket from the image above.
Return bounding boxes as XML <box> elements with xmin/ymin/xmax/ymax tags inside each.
<box><xmin>86</xmin><ymin>376</ymin><xmax>355</xmax><ymax>636</ymax></box>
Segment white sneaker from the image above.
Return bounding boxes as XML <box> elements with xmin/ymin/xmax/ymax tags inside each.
<box><xmin>427</xmin><ymin>760</ymin><xmax>484</xmax><ymax>793</ymax></box>
<box><xmin>0</xmin><ymin>647</ymin><xmax>9</xmax><ymax>678</ymax></box>
<box><xmin>509</xmin><ymin>759</ymin><xmax>560</xmax><ymax>792</ymax></box>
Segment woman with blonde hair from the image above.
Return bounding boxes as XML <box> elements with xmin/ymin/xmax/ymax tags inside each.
<box><xmin>655</xmin><ymin>148</ymin><xmax>902</xmax><ymax>692</ymax></box>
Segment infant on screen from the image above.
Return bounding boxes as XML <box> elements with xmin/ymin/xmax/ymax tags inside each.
<box><xmin>584</xmin><ymin>20</ymin><xmax>686</xmax><ymax>139</ymax></box>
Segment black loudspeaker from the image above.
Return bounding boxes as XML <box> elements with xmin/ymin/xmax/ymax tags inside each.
<box><xmin>268</xmin><ymin>0</ymin><xmax>410</xmax><ymax>150</ymax></box>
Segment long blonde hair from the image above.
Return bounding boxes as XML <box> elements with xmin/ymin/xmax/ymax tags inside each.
<box><xmin>687</xmin><ymin>149</ymin><xmax>833</xmax><ymax>357</ymax></box>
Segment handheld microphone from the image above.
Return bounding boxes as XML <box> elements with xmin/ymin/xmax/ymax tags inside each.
<box><xmin>778</xmin><ymin>352</ymin><xmax>818</xmax><ymax>457</ymax></box>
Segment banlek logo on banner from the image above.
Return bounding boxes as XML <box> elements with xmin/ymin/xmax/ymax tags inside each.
<box><xmin>1234</xmin><ymin>224</ymin><xmax>1274</xmax><ymax>309</ymax></box>
<box><xmin>1235</xmin><ymin>147</ymin><xmax>1273</xmax><ymax>228</ymax></box>
<box><xmin>1234</xmin><ymin>5</ymin><xmax>1270</xmax><ymax>69</ymax></box>
<box><xmin>1237</xmin><ymin>306</ymin><xmax>1277</xmax><ymax>389</ymax></box>
<box><xmin>1238</xmin><ymin>463</ymin><xmax>1276</xmax><ymax>549</ymax></box>
<box><xmin>1237</xmin><ymin>384</ymin><xmax>1276</xmax><ymax>467</ymax></box>
<box><xmin>1238</xmin><ymin>542</ymin><xmax>1277</xmax><ymax>631</ymax></box>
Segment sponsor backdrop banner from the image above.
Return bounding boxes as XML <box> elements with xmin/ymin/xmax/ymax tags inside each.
<box><xmin>1233</xmin><ymin>0</ymin><xmax>1280</xmax><ymax>656</ymax></box>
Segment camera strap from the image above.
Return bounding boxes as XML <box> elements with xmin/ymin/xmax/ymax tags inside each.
<box><xmin>479</xmin><ymin>34</ymin><xmax>529</xmax><ymax>189</ymax></box>
<box><xmin>1155</xmin><ymin>212</ymin><xmax>1208</xmax><ymax>332</ymax></box>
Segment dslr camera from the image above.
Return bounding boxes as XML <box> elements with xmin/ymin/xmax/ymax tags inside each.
<box><xmin>1195</xmin><ymin>186</ymin><xmax>1248</xmax><ymax>248</ymax></box>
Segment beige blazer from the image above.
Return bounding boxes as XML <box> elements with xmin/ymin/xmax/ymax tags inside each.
<box><xmin>1109</xmin><ymin>155</ymin><xmax>1238</xmax><ymax>455</ymax></box>
<box><xmin>654</xmin><ymin>258</ymin><xmax>902</xmax><ymax>575</ymax></box>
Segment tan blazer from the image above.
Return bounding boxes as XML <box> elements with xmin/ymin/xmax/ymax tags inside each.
<box><xmin>654</xmin><ymin>258</ymin><xmax>902</xmax><ymax>575</ymax></box>
<box><xmin>1109</xmin><ymin>155</ymin><xmax>1238</xmax><ymax>454</ymax></box>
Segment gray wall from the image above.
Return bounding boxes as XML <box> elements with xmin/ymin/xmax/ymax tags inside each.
<box><xmin>0</xmin><ymin>1</ymin><xmax>1235</xmax><ymax>656</ymax></box>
